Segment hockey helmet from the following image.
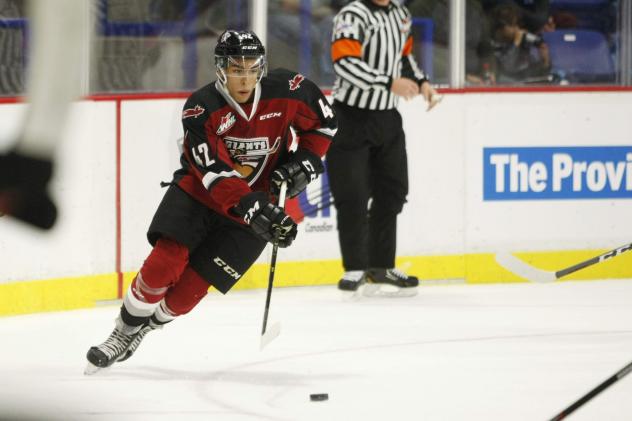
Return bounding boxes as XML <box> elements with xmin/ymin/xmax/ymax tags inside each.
<box><xmin>214</xmin><ymin>30</ymin><xmax>266</xmax><ymax>84</ymax></box>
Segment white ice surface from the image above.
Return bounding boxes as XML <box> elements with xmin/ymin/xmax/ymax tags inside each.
<box><xmin>2</xmin><ymin>280</ymin><xmax>632</xmax><ymax>421</ymax></box>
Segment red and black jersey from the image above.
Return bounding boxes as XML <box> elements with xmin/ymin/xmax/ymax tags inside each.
<box><xmin>173</xmin><ymin>68</ymin><xmax>337</xmax><ymax>224</ymax></box>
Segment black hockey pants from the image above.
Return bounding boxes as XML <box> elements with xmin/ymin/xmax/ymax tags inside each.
<box><xmin>326</xmin><ymin>102</ymin><xmax>409</xmax><ymax>271</ymax></box>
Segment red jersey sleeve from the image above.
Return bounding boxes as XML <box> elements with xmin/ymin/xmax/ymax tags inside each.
<box><xmin>287</xmin><ymin>75</ymin><xmax>337</xmax><ymax>158</ymax></box>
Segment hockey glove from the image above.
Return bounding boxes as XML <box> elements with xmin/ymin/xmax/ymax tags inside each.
<box><xmin>271</xmin><ymin>149</ymin><xmax>324</xmax><ymax>198</ymax></box>
<box><xmin>235</xmin><ymin>192</ymin><xmax>297</xmax><ymax>247</ymax></box>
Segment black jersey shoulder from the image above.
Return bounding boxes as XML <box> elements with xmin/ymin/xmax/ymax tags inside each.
<box><xmin>182</xmin><ymin>81</ymin><xmax>227</xmax><ymax>119</ymax></box>
<box><xmin>260</xmin><ymin>68</ymin><xmax>324</xmax><ymax>103</ymax></box>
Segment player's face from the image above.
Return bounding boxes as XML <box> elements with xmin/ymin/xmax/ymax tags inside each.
<box><xmin>225</xmin><ymin>57</ymin><xmax>263</xmax><ymax>103</ymax></box>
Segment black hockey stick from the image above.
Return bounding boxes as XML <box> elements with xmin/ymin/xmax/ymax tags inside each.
<box><xmin>260</xmin><ymin>181</ymin><xmax>287</xmax><ymax>350</ymax></box>
<box><xmin>549</xmin><ymin>359</ymin><xmax>632</xmax><ymax>420</ymax></box>
<box><xmin>495</xmin><ymin>242</ymin><xmax>632</xmax><ymax>283</ymax></box>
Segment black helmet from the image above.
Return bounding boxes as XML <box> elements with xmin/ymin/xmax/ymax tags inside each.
<box><xmin>215</xmin><ymin>30</ymin><xmax>265</xmax><ymax>58</ymax></box>
<box><xmin>214</xmin><ymin>30</ymin><xmax>266</xmax><ymax>83</ymax></box>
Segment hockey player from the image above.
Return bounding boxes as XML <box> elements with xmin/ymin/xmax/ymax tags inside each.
<box><xmin>85</xmin><ymin>29</ymin><xmax>336</xmax><ymax>373</ymax></box>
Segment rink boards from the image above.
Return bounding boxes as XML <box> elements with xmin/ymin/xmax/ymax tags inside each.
<box><xmin>1</xmin><ymin>90</ymin><xmax>631</xmax><ymax>315</ymax></box>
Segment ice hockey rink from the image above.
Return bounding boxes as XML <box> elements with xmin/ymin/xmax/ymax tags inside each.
<box><xmin>1</xmin><ymin>279</ymin><xmax>631</xmax><ymax>421</ymax></box>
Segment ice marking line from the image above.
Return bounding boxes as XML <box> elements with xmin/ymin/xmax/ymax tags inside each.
<box><xmin>212</xmin><ymin>329</ymin><xmax>632</xmax><ymax>375</ymax></box>
<box><xmin>114</xmin><ymin>329</ymin><xmax>632</xmax><ymax>420</ymax></box>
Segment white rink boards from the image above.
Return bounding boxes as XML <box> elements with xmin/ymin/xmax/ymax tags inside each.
<box><xmin>1</xmin><ymin>92</ymin><xmax>632</xmax><ymax>286</ymax></box>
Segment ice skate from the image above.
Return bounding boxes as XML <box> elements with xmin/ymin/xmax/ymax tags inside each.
<box><xmin>117</xmin><ymin>319</ymin><xmax>162</xmax><ymax>362</ymax></box>
<box><xmin>337</xmin><ymin>270</ymin><xmax>367</xmax><ymax>291</ymax></box>
<box><xmin>364</xmin><ymin>268</ymin><xmax>419</xmax><ymax>297</ymax></box>
<box><xmin>84</xmin><ymin>317</ymin><xmax>142</xmax><ymax>375</ymax></box>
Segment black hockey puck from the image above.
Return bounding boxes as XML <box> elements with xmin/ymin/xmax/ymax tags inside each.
<box><xmin>310</xmin><ymin>393</ymin><xmax>329</xmax><ymax>401</ymax></box>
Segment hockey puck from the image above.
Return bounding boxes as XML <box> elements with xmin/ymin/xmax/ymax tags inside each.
<box><xmin>310</xmin><ymin>393</ymin><xmax>329</xmax><ymax>402</ymax></box>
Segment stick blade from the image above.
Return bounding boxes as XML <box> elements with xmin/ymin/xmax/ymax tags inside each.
<box><xmin>495</xmin><ymin>252</ymin><xmax>557</xmax><ymax>283</ymax></box>
<box><xmin>260</xmin><ymin>321</ymin><xmax>281</xmax><ymax>350</ymax></box>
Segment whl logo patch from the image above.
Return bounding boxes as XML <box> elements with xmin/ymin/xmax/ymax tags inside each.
<box><xmin>216</xmin><ymin>112</ymin><xmax>236</xmax><ymax>135</ymax></box>
<box><xmin>289</xmin><ymin>74</ymin><xmax>305</xmax><ymax>91</ymax></box>
<box><xmin>182</xmin><ymin>105</ymin><xmax>205</xmax><ymax>119</ymax></box>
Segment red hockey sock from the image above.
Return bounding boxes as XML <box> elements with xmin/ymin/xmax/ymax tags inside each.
<box><xmin>131</xmin><ymin>237</ymin><xmax>189</xmax><ymax>304</ymax></box>
<box><xmin>162</xmin><ymin>266</ymin><xmax>210</xmax><ymax>317</ymax></box>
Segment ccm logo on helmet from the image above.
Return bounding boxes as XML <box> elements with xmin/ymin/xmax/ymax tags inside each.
<box><xmin>213</xmin><ymin>257</ymin><xmax>242</xmax><ymax>280</ymax></box>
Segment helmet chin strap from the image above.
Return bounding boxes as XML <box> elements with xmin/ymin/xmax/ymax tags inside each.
<box><xmin>216</xmin><ymin>67</ymin><xmax>228</xmax><ymax>85</ymax></box>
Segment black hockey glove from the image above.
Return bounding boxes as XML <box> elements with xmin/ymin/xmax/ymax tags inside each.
<box><xmin>271</xmin><ymin>149</ymin><xmax>324</xmax><ymax>198</ymax></box>
<box><xmin>235</xmin><ymin>192</ymin><xmax>297</xmax><ymax>248</ymax></box>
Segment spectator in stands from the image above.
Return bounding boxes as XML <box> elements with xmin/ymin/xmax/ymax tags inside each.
<box><xmin>268</xmin><ymin>0</ymin><xmax>336</xmax><ymax>84</ymax></box>
<box><xmin>477</xmin><ymin>4</ymin><xmax>551</xmax><ymax>83</ymax></box>
<box><xmin>408</xmin><ymin>0</ymin><xmax>493</xmax><ymax>85</ymax></box>
<box><xmin>0</xmin><ymin>0</ymin><xmax>25</xmax><ymax>95</ymax></box>
<box><xmin>482</xmin><ymin>0</ymin><xmax>553</xmax><ymax>33</ymax></box>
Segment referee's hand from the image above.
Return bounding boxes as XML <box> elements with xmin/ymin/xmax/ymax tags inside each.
<box><xmin>420</xmin><ymin>80</ymin><xmax>437</xmax><ymax>103</ymax></box>
<box><xmin>391</xmin><ymin>78</ymin><xmax>419</xmax><ymax>100</ymax></box>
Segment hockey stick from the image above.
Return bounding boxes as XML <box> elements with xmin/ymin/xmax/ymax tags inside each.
<box><xmin>549</xmin><ymin>359</ymin><xmax>632</xmax><ymax>421</ymax></box>
<box><xmin>495</xmin><ymin>242</ymin><xmax>632</xmax><ymax>283</ymax></box>
<box><xmin>260</xmin><ymin>181</ymin><xmax>287</xmax><ymax>350</ymax></box>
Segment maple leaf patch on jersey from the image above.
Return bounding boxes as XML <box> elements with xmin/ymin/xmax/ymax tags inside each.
<box><xmin>216</xmin><ymin>112</ymin><xmax>237</xmax><ymax>135</ymax></box>
<box><xmin>289</xmin><ymin>74</ymin><xmax>305</xmax><ymax>91</ymax></box>
<box><xmin>182</xmin><ymin>105</ymin><xmax>205</xmax><ymax>119</ymax></box>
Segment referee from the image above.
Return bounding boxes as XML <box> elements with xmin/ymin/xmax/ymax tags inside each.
<box><xmin>327</xmin><ymin>0</ymin><xmax>438</xmax><ymax>292</ymax></box>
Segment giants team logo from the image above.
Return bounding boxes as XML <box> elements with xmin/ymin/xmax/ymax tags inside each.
<box><xmin>216</xmin><ymin>112</ymin><xmax>236</xmax><ymax>135</ymax></box>
<box><xmin>289</xmin><ymin>74</ymin><xmax>305</xmax><ymax>91</ymax></box>
<box><xmin>182</xmin><ymin>105</ymin><xmax>205</xmax><ymax>119</ymax></box>
<box><xmin>224</xmin><ymin>135</ymin><xmax>281</xmax><ymax>184</ymax></box>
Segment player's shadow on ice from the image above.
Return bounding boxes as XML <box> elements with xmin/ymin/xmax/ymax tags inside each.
<box><xmin>96</xmin><ymin>365</ymin><xmax>351</xmax><ymax>421</ymax></box>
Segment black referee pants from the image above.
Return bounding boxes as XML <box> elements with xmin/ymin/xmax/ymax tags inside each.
<box><xmin>326</xmin><ymin>101</ymin><xmax>409</xmax><ymax>271</ymax></box>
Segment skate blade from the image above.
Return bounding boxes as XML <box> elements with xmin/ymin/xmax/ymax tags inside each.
<box><xmin>363</xmin><ymin>283</ymin><xmax>418</xmax><ymax>298</ymax></box>
<box><xmin>260</xmin><ymin>321</ymin><xmax>281</xmax><ymax>350</ymax></box>
<box><xmin>340</xmin><ymin>284</ymin><xmax>365</xmax><ymax>302</ymax></box>
<box><xmin>84</xmin><ymin>361</ymin><xmax>109</xmax><ymax>376</ymax></box>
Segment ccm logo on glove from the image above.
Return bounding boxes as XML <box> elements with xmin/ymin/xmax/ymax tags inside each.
<box><xmin>271</xmin><ymin>149</ymin><xmax>324</xmax><ymax>198</ymax></box>
<box><xmin>235</xmin><ymin>192</ymin><xmax>298</xmax><ymax>248</ymax></box>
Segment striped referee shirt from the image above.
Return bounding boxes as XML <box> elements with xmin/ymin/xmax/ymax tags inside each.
<box><xmin>331</xmin><ymin>0</ymin><xmax>428</xmax><ymax>110</ymax></box>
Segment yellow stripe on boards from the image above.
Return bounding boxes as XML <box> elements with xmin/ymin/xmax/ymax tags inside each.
<box><xmin>479</xmin><ymin>249</ymin><xmax>632</xmax><ymax>283</ymax></box>
<box><xmin>1</xmin><ymin>250</ymin><xmax>631</xmax><ymax>316</ymax></box>
<box><xmin>0</xmin><ymin>273</ymin><xmax>118</xmax><ymax>317</ymax></box>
